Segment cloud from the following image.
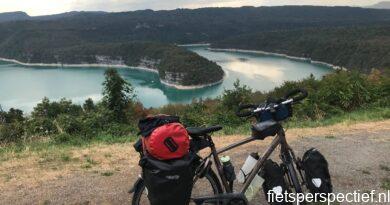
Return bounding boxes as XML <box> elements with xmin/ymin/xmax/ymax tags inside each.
<box><xmin>0</xmin><ymin>0</ymin><xmax>73</xmax><ymax>16</ymax></box>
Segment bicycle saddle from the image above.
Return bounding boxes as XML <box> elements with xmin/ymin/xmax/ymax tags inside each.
<box><xmin>187</xmin><ymin>125</ymin><xmax>223</xmax><ymax>136</ymax></box>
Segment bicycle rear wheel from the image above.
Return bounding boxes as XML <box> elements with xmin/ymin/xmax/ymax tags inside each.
<box><xmin>132</xmin><ymin>169</ymin><xmax>222</xmax><ymax>205</ymax></box>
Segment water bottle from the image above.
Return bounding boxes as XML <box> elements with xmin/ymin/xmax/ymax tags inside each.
<box><xmin>237</xmin><ymin>152</ymin><xmax>260</xmax><ymax>183</ymax></box>
<box><xmin>245</xmin><ymin>174</ymin><xmax>265</xmax><ymax>201</ymax></box>
<box><xmin>220</xmin><ymin>156</ymin><xmax>236</xmax><ymax>182</ymax></box>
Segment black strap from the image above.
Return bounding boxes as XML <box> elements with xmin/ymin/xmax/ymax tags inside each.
<box><xmin>164</xmin><ymin>137</ymin><xmax>179</xmax><ymax>152</ymax></box>
<box><xmin>138</xmin><ymin>115</ymin><xmax>180</xmax><ymax>137</ymax></box>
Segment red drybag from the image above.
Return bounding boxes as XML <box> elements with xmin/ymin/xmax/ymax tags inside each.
<box><xmin>138</xmin><ymin>115</ymin><xmax>189</xmax><ymax>160</ymax></box>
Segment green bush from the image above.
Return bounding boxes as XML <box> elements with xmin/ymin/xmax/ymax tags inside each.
<box><xmin>56</xmin><ymin>114</ymin><xmax>83</xmax><ymax>135</ymax></box>
<box><xmin>102</xmin><ymin>123</ymin><xmax>135</xmax><ymax>137</ymax></box>
<box><xmin>0</xmin><ymin>122</ymin><xmax>25</xmax><ymax>143</ymax></box>
<box><xmin>25</xmin><ymin>117</ymin><xmax>57</xmax><ymax>136</ymax></box>
<box><xmin>53</xmin><ymin>133</ymin><xmax>73</xmax><ymax>144</ymax></box>
<box><xmin>32</xmin><ymin>98</ymin><xmax>82</xmax><ymax>119</ymax></box>
<box><xmin>317</xmin><ymin>71</ymin><xmax>372</xmax><ymax>110</ymax></box>
<box><xmin>0</xmin><ymin>108</ymin><xmax>24</xmax><ymax>123</ymax></box>
<box><xmin>222</xmin><ymin>79</ymin><xmax>252</xmax><ymax>110</ymax></box>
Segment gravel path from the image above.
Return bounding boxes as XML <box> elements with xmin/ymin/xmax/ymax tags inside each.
<box><xmin>0</xmin><ymin>121</ymin><xmax>389</xmax><ymax>205</ymax></box>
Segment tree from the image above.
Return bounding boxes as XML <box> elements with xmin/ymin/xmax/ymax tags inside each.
<box><xmin>102</xmin><ymin>68</ymin><xmax>136</xmax><ymax>122</ymax></box>
<box><xmin>222</xmin><ymin>79</ymin><xmax>252</xmax><ymax>110</ymax></box>
<box><xmin>0</xmin><ymin>105</ymin><xmax>5</xmax><ymax>124</ymax></box>
<box><xmin>32</xmin><ymin>97</ymin><xmax>82</xmax><ymax>118</ymax></box>
<box><xmin>83</xmin><ymin>98</ymin><xmax>95</xmax><ymax>112</ymax></box>
<box><xmin>6</xmin><ymin>108</ymin><xmax>24</xmax><ymax>123</ymax></box>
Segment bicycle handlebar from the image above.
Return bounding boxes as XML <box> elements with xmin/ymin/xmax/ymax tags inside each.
<box><xmin>235</xmin><ymin>88</ymin><xmax>308</xmax><ymax>118</ymax></box>
<box><xmin>284</xmin><ymin>88</ymin><xmax>308</xmax><ymax>103</ymax></box>
<box><xmin>236</xmin><ymin>104</ymin><xmax>257</xmax><ymax>117</ymax></box>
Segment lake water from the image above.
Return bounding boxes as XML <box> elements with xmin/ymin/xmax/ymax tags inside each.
<box><xmin>0</xmin><ymin>46</ymin><xmax>332</xmax><ymax>112</ymax></box>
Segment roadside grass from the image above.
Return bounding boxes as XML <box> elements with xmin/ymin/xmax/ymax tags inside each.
<box><xmin>218</xmin><ymin>106</ymin><xmax>389</xmax><ymax>136</ymax></box>
<box><xmin>0</xmin><ymin>107</ymin><xmax>388</xmax><ymax>163</ymax></box>
<box><xmin>1</xmin><ymin>174</ymin><xmax>12</xmax><ymax>182</ymax></box>
<box><xmin>361</xmin><ymin>169</ymin><xmax>371</xmax><ymax>175</ymax></box>
<box><xmin>382</xmin><ymin>178</ymin><xmax>390</xmax><ymax>190</ymax></box>
<box><xmin>286</xmin><ymin>107</ymin><xmax>390</xmax><ymax>128</ymax></box>
<box><xmin>380</xmin><ymin>165</ymin><xmax>390</xmax><ymax>172</ymax></box>
<box><xmin>101</xmin><ymin>171</ymin><xmax>114</xmax><ymax>177</ymax></box>
<box><xmin>0</xmin><ymin>134</ymin><xmax>136</xmax><ymax>163</ymax></box>
<box><xmin>324</xmin><ymin>135</ymin><xmax>336</xmax><ymax>139</ymax></box>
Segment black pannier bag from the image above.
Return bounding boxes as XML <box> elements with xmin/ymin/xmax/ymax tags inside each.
<box><xmin>302</xmin><ymin>148</ymin><xmax>332</xmax><ymax>194</ymax></box>
<box><xmin>261</xmin><ymin>159</ymin><xmax>291</xmax><ymax>205</ymax></box>
<box><xmin>140</xmin><ymin>153</ymin><xmax>199</xmax><ymax>205</ymax></box>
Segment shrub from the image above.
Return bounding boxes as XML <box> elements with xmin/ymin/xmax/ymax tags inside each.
<box><xmin>317</xmin><ymin>71</ymin><xmax>372</xmax><ymax>110</ymax></box>
<box><xmin>0</xmin><ymin>122</ymin><xmax>25</xmax><ymax>143</ymax></box>
<box><xmin>53</xmin><ymin>133</ymin><xmax>73</xmax><ymax>144</ymax></box>
<box><xmin>32</xmin><ymin>98</ymin><xmax>82</xmax><ymax>119</ymax></box>
<box><xmin>56</xmin><ymin>114</ymin><xmax>83</xmax><ymax>135</ymax></box>
<box><xmin>181</xmin><ymin>101</ymin><xmax>210</xmax><ymax>127</ymax></box>
<box><xmin>25</xmin><ymin>117</ymin><xmax>57</xmax><ymax>136</ymax></box>
<box><xmin>209</xmin><ymin>105</ymin><xmax>245</xmax><ymax>127</ymax></box>
<box><xmin>0</xmin><ymin>108</ymin><xmax>24</xmax><ymax>123</ymax></box>
<box><xmin>102</xmin><ymin>123</ymin><xmax>135</xmax><ymax>136</ymax></box>
<box><xmin>222</xmin><ymin>79</ymin><xmax>252</xmax><ymax>110</ymax></box>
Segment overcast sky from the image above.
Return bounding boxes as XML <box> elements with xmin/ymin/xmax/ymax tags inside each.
<box><xmin>0</xmin><ymin>0</ymin><xmax>382</xmax><ymax>16</ymax></box>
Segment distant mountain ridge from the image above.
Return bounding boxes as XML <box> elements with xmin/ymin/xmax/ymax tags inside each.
<box><xmin>1</xmin><ymin>6</ymin><xmax>388</xmax><ymax>43</ymax></box>
<box><xmin>0</xmin><ymin>6</ymin><xmax>389</xmax><ymax>75</ymax></box>
<box><xmin>0</xmin><ymin>6</ymin><xmax>390</xmax><ymax>25</ymax></box>
<box><xmin>0</xmin><ymin>11</ymin><xmax>29</xmax><ymax>23</ymax></box>
<box><xmin>369</xmin><ymin>1</ymin><xmax>390</xmax><ymax>9</ymax></box>
<box><xmin>0</xmin><ymin>11</ymin><xmax>107</xmax><ymax>23</ymax></box>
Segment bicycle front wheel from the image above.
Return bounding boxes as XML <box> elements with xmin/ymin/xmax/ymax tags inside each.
<box><xmin>286</xmin><ymin>161</ymin><xmax>303</xmax><ymax>194</ymax></box>
<box><xmin>132</xmin><ymin>169</ymin><xmax>222</xmax><ymax>205</ymax></box>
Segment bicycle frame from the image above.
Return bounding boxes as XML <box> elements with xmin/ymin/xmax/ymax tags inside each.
<box><xmin>203</xmin><ymin>128</ymin><xmax>292</xmax><ymax>195</ymax></box>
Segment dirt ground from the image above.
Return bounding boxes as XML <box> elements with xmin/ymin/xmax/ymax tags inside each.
<box><xmin>0</xmin><ymin>120</ymin><xmax>389</xmax><ymax>205</ymax></box>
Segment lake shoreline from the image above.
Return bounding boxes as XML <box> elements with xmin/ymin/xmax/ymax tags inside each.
<box><xmin>207</xmin><ymin>47</ymin><xmax>347</xmax><ymax>71</ymax></box>
<box><xmin>0</xmin><ymin>57</ymin><xmax>223</xmax><ymax>90</ymax></box>
<box><xmin>177</xmin><ymin>43</ymin><xmax>211</xmax><ymax>47</ymax></box>
<box><xmin>160</xmin><ymin>75</ymin><xmax>225</xmax><ymax>90</ymax></box>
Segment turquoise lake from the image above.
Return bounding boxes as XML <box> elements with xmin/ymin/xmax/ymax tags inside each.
<box><xmin>0</xmin><ymin>46</ymin><xmax>332</xmax><ymax>112</ymax></box>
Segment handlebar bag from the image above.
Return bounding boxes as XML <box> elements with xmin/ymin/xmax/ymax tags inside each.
<box><xmin>260</xmin><ymin>159</ymin><xmax>292</xmax><ymax>205</ymax></box>
<box><xmin>140</xmin><ymin>154</ymin><xmax>199</xmax><ymax>205</ymax></box>
<box><xmin>258</xmin><ymin>104</ymin><xmax>292</xmax><ymax>122</ymax></box>
<box><xmin>302</xmin><ymin>148</ymin><xmax>333</xmax><ymax>195</ymax></box>
<box><xmin>251</xmin><ymin>120</ymin><xmax>282</xmax><ymax>140</ymax></box>
<box><xmin>138</xmin><ymin>115</ymin><xmax>190</xmax><ymax>160</ymax></box>
<box><xmin>273</xmin><ymin>104</ymin><xmax>292</xmax><ymax>121</ymax></box>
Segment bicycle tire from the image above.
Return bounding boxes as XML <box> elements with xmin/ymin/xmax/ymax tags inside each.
<box><xmin>131</xmin><ymin>169</ymin><xmax>222</xmax><ymax>205</ymax></box>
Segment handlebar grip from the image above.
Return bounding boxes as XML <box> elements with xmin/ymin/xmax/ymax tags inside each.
<box><xmin>236</xmin><ymin>104</ymin><xmax>257</xmax><ymax>117</ymax></box>
<box><xmin>238</xmin><ymin>104</ymin><xmax>257</xmax><ymax>110</ymax></box>
<box><xmin>236</xmin><ymin>111</ymin><xmax>253</xmax><ymax>117</ymax></box>
<box><xmin>285</xmin><ymin>89</ymin><xmax>308</xmax><ymax>102</ymax></box>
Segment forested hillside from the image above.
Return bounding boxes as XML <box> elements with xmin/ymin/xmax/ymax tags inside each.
<box><xmin>0</xmin><ymin>40</ymin><xmax>223</xmax><ymax>87</ymax></box>
<box><xmin>212</xmin><ymin>26</ymin><xmax>390</xmax><ymax>73</ymax></box>
<box><xmin>0</xmin><ymin>6</ymin><xmax>389</xmax><ymax>43</ymax></box>
<box><xmin>0</xmin><ymin>12</ymin><xmax>29</xmax><ymax>23</ymax></box>
<box><xmin>0</xmin><ymin>6</ymin><xmax>389</xmax><ymax>76</ymax></box>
